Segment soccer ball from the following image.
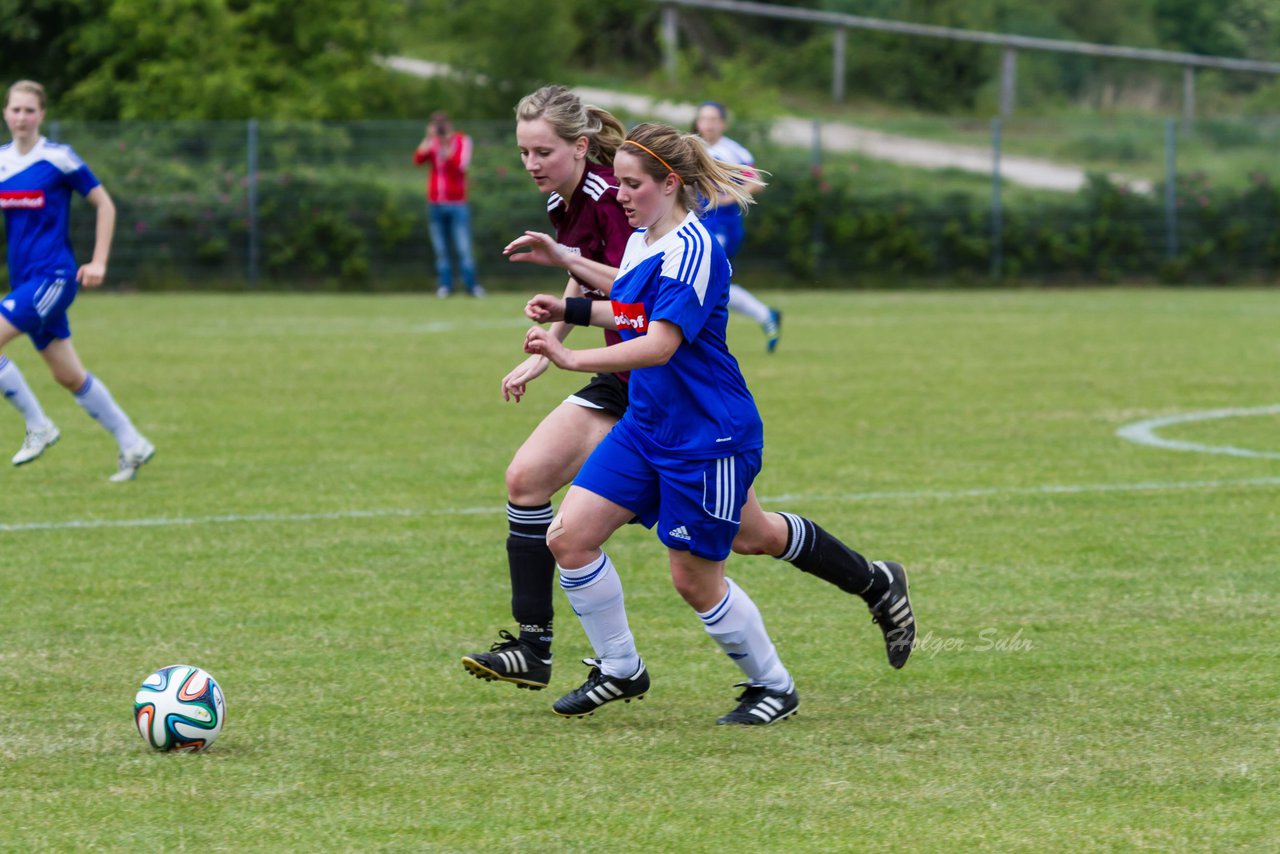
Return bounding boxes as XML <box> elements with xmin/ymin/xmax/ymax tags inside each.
<box><xmin>134</xmin><ymin>664</ymin><xmax>226</xmax><ymax>752</ymax></box>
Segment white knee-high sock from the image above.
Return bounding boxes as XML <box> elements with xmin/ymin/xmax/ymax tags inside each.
<box><xmin>74</xmin><ymin>374</ymin><xmax>142</xmax><ymax>450</ymax></box>
<box><xmin>727</xmin><ymin>284</ymin><xmax>773</xmax><ymax>326</ymax></box>
<box><xmin>0</xmin><ymin>356</ymin><xmax>51</xmax><ymax>429</ymax></box>
<box><xmin>698</xmin><ymin>577</ymin><xmax>791</xmax><ymax>691</ymax></box>
<box><xmin>558</xmin><ymin>552</ymin><xmax>641</xmax><ymax>679</ymax></box>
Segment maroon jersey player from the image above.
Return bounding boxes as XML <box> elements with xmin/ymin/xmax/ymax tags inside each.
<box><xmin>460</xmin><ymin>86</ymin><xmax>916</xmax><ymax>697</ymax></box>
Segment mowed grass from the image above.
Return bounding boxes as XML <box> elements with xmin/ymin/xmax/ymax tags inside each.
<box><xmin>1</xmin><ymin>288</ymin><xmax>1277</xmax><ymax>852</ymax></box>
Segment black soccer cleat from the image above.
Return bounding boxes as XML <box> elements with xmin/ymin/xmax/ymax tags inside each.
<box><xmin>461</xmin><ymin>630</ymin><xmax>552</xmax><ymax>690</ymax></box>
<box><xmin>716</xmin><ymin>682</ymin><xmax>799</xmax><ymax>726</ymax></box>
<box><xmin>868</xmin><ymin>560</ymin><xmax>915</xmax><ymax>669</ymax></box>
<box><xmin>552</xmin><ymin>658</ymin><xmax>649</xmax><ymax>718</ymax></box>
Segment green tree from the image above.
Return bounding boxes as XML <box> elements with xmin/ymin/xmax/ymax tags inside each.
<box><xmin>0</xmin><ymin>0</ymin><xmax>106</xmax><ymax>100</ymax></box>
<box><xmin>415</xmin><ymin>0</ymin><xmax>579</xmax><ymax>116</ymax></box>
<box><xmin>5</xmin><ymin>0</ymin><xmax>422</xmax><ymax>119</ymax></box>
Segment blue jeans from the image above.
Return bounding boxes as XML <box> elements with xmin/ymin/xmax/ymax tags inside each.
<box><xmin>427</xmin><ymin>202</ymin><xmax>478</xmax><ymax>292</ymax></box>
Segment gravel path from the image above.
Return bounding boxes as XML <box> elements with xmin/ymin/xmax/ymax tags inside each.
<box><xmin>386</xmin><ymin>57</ymin><xmax>1142</xmax><ymax>193</ymax></box>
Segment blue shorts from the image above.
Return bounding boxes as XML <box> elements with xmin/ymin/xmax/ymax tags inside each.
<box><xmin>1</xmin><ymin>273</ymin><xmax>78</xmax><ymax>351</ymax></box>
<box><xmin>573</xmin><ymin>418</ymin><xmax>762</xmax><ymax>561</ymax></box>
<box><xmin>703</xmin><ymin>208</ymin><xmax>745</xmax><ymax>259</ymax></box>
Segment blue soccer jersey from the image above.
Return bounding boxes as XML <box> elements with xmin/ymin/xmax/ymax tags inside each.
<box><xmin>608</xmin><ymin>212</ymin><xmax>763</xmax><ymax>458</ymax></box>
<box><xmin>0</xmin><ymin>137</ymin><xmax>100</xmax><ymax>285</ymax></box>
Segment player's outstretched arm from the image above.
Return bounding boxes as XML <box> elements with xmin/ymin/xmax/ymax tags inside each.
<box><xmin>501</xmin><ymin>277</ymin><xmax>587</xmax><ymax>402</ymax></box>
<box><xmin>77</xmin><ymin>185</ymin><xmax>115</xmax><ymax>288</ymax></box>
<box><xmin>501</xmin><ymin>355</ymin><xmax>549</xmax><ymax>403</ymax></box>
<box><xmin>501</xmin><ymin>276</ymin><xmax>585</xmax><ymax>402</ymax></box>
<box><xmin>525</xmin><ymin>320</ymin><xmax>681</xmax><ymax>374</ymax></box>
<box><xmin>505</xmin><ymin>231</ymin><xmax>617</xmax><ymax>295</ymax></box>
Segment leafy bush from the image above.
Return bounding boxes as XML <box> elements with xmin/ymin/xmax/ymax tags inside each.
<box><xmin>13</xmin><ymin>120</ymin><xmax>1277</xmax><ymax>292</ymax></box>
<box><xmin>744</xmin><ymin>166</ymin><xmax>1278</xmax><ymax>284</ymax></box>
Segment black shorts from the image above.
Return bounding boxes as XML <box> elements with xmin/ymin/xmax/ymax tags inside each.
<box><xmin>564</xmin><ymin>372</ymin><xmax>629</xmax><ymax>419</ymax></box>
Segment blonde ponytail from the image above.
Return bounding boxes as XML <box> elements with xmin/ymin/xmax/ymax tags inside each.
<box><xmin>622</xmin><ymin>122</ymin><xmax>765</xmax><ymax>214</ymax></box>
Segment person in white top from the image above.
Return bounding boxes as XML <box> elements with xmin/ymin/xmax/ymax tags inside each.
<box><xmin>693</xmin><ymin>101</ymin><xmax>781</xmax><ymax>353</ymax></box>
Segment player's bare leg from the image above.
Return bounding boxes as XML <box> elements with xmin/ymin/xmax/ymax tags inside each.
<box><xmin>0</xmin><ymin>317</ymin><xmax>60</xmax><ymax>465</ymax></box>
<box><xmin>462</xmin><ymin>403</ymin><xmax>618</xmax><ymax>689</ymax></box>
<box><xmin>40</xmin><ymin>337</ymin><xmax>154</xmax><ymax>481</ymax></box>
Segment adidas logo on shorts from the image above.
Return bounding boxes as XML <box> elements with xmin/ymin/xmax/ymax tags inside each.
<box><xmin>667</xmin><ymin>525</ymin><xmax>691</xmax><ymax>541</ymax></box>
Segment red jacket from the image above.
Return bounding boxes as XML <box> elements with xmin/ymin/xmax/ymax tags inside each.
<box><xmin>413</xmin><ymin>132</ymin><xmax>472</xmax><ymax>203</ymax></box>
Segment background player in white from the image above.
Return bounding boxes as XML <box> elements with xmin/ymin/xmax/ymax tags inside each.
<box><xmin>0</xmin><ymin>80</ymin><xmax>154</xmax><ymax>480</ymax></box>
<box><xmin>693</xmin><ymin>100</ymin><xmax>782</xmax><ymax>353</ymax></box>
<box><xmin>521</xmin><ymin>122</ymin><xmax>799</xmax><ymax>724</ymax></box>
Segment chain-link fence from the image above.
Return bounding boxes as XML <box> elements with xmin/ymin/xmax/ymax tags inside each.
<box><xmin>9</xmin><ymin>115</ymin><xmax>1279</xmax><ymax>290</ymax></box>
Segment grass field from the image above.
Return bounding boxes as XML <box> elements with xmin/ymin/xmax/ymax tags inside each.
<box><xmin>1</xmin><ymin>288</ymin><xmax>1277</xmax><ymax>852</ymax></box>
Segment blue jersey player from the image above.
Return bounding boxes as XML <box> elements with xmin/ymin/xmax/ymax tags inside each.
<box><xmin>693</xmin><ymin>101</ymin><xmax>782</xmax><ymax>353</ymax></box>
<box><xmin>0</xmin><ymin>80</ymin><xmax>154</xmax><ymax>480</ymax></box>
<box><xmin>522</xmin><ymin>123</ymin><xmax>819</xmax><ymax>725</ymax></box>
<box><xmin>464</xmin><ymin>88</ymin><xmax>915</xmax><ymax>702</ymax></box>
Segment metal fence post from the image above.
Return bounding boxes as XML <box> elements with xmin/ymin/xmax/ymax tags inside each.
<box><xmin>832</xmin><ymin>27</ymin><xmax>846</xmax><ymax>103</ymax></box>
<box><xmin>247</xmin><ymin>118</ymin><xmax>260</xmax><ymax>288</ymax></box>
<box><xmin>1164</xmin><ymin>117</ymin><xmax>1177</xmax><ymax>261</ymax></box>
<box><xmin>1182</xmin><ymin>67</ymin><xmax>1196</xmax><ymax>131</ymax></box>
<box><xmin>990</xmin><ymin>118</ymin><xmax>1003</xmax><ymax>280</ymax></box>
<box><xmin>999</xmin><ymin>48</ymin><xmax>1017</xmax><ymax>118</ymax></box>
<box><xmin>662</xmin><ymin>4</ymin><xmax>679</xmax><ymax>82</ymax></box>
<box><xmin>810</xmin><ymin>119</ymin><xmax>824</xmax><ymax>271</ymax></box>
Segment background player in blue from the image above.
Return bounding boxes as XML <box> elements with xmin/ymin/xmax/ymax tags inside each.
<box><xmin>521</xmin><ymin>122</ymin><xmax>800</xmax><ymax>725</ymax></box>
<box><xmin>0</xmin><ymin>80</ymin><xmax>154</xmax><ymax>481</ymax></box>
<box><xmin>693</xmin><ymin>100</ymin><xmax>782</xmax><ymax>353</ymax></box>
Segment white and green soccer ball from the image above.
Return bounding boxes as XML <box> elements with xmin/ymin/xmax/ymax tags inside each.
<box><xmin>134</xmin><ymin>664</ymin><xmax>226</xmax><ymax>752</ymax></box>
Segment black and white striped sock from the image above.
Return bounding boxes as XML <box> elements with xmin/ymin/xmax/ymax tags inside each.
<box><xmin>776</xmin><ymin>512</ymin><xmax>887</xmax><ymax>603</ymax></box>
<box><xmin>507</xmin><ymin>501</ymin><xmax>556</xmax><ymax>654</ymax></box>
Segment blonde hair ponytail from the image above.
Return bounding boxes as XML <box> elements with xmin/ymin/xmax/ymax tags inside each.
<box><xmin>622</xmin><ymin>122</ymin><xmax>765</xmax><ymax>214</ymax></box>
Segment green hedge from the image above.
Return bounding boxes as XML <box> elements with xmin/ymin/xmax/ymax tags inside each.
<box><xmin>3</xmin><ymin>122</ymin><xmax>1278</xmax><ymax>290</ymax></box>
<box><xmin>746</xmin><ymin>164</ymin><xmax>1280</xmax><ymax>284</ymax></box>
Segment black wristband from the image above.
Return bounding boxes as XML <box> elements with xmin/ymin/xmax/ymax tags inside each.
<box><xmin>564</xmin><ymin>297</ymin><xmax>593</xmax><ymax>326</ymax></box>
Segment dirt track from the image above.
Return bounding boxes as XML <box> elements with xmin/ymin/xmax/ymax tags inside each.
<box><xmin>385</xmin><ymin>57</ymin><xmax>1143</xmax><ymax>193</ymax></box>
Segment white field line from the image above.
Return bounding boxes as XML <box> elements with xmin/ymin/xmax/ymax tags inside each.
<box><xmin>4</xmin><ymin>476</ymin><xmax>1279</xmax><ymax>534</ymax></box>
<box><xmin>1116</xmin><ymin>405</ymin><xmax>1280</xmax><ymax>460</ymax></box>
<box><xmin>763</xmin><ymin>476</ymin><xmax>1280</xmax><ymax>504</ymax></box>
<box><xmin>0</xmin><ymin>509</ymin><xmax>419</xmax><ymax>533</ymax></box>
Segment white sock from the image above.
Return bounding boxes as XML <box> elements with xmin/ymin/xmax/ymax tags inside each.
<box><xmin>728</xmin><ymin>284</ymin><xmax>773</xmax><ymax>326</ymax></box>
<box><xmin>698</xmin><ymin>577</ymin><xmax>791</xmax><ymax>691</ymax></box>
<box><xmin>74</xmin><ymin>373</ymin><xmax>142</xmax><ymax>451</ymax></box>
<box><xmin>558</xmin><ymin>552</ymin><xmax>640</xmax><ymax>678</ymax></box>
<box><xmin>0</xmin><ymin>356</ymin><xmax>51</xmax><ymax>429</ymax></box>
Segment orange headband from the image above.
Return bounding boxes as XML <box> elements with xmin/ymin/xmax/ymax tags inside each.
<box><xmin>622</xmin><ymin>140</ymin><xmax>683</xmax><ymax>184</ymax></box>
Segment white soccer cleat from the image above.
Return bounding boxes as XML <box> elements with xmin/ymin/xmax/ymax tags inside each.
<box><xmin>109</xmin><ymin>437</ymin><xmax>156</xmax><ymax>482</ymax></box>
<box><xmin>12</xmin><ymin>421</ymin><xmax>60</xmax><ymax>466</ymax></box>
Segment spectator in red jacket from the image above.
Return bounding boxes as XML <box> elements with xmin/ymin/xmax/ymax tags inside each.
<box><xmin>414</xmin><ymin>112</ymin><xmax>483</xmax><ymax>298</ymax></box>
